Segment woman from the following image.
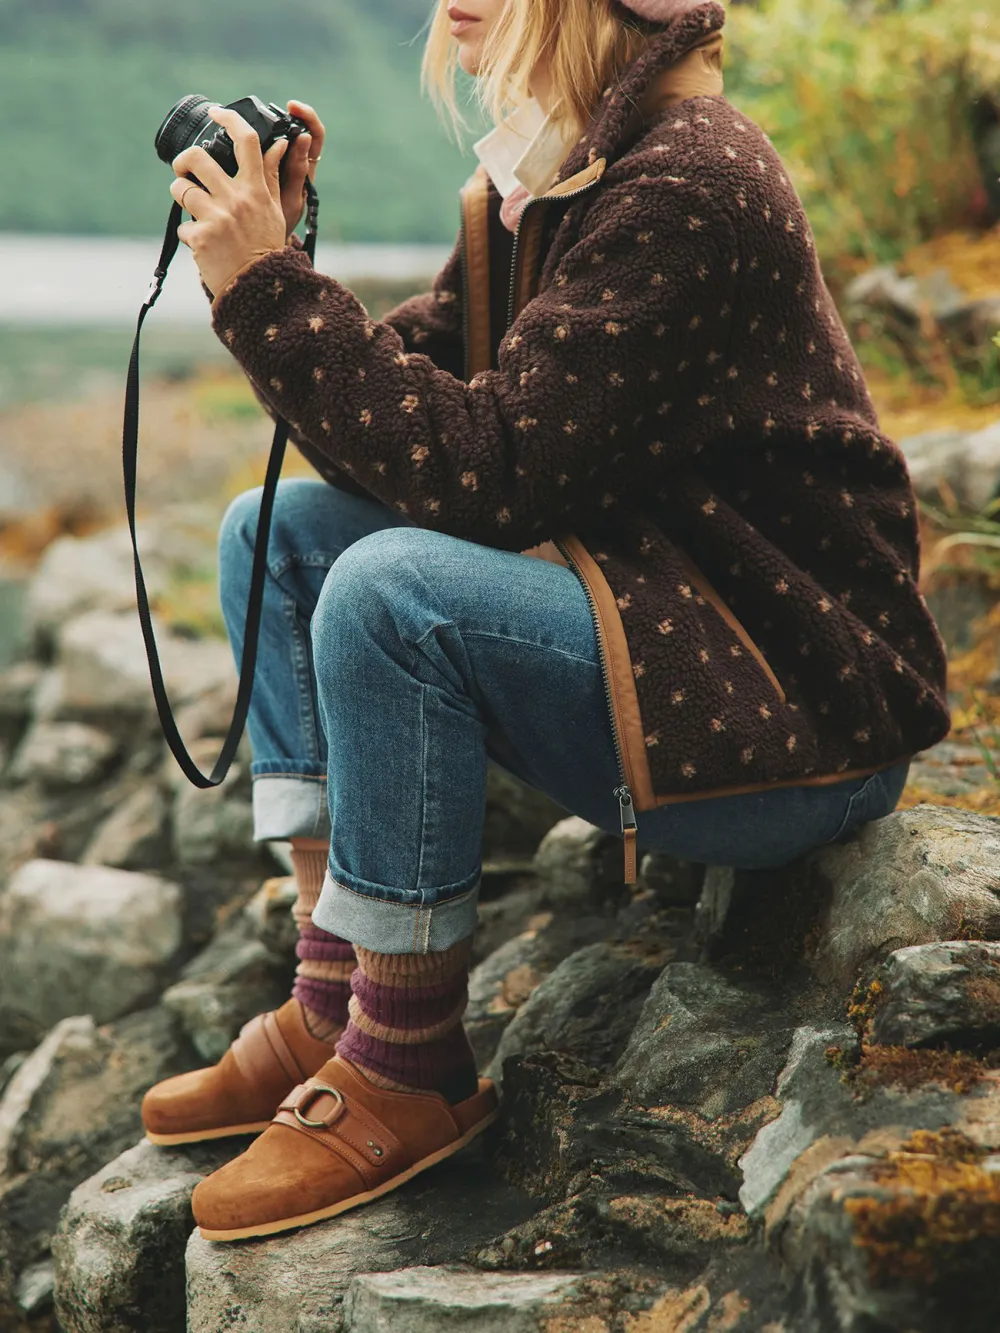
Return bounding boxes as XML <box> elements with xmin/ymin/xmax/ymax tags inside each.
<box><xmin>142</xmin><ymin>0</ymin><xmax>949</xmax><ymax>1242</ymax></box>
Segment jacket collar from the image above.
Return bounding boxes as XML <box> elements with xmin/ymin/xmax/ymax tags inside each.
<box><xmin>473</xmin><ymin>0</ymin><xmax>725</xmax><ymax>204</ymax></box>
<box><xmin>550</xmin><ymin>0</ymin><xmax>726</xmax><ymax>191</ymax></box>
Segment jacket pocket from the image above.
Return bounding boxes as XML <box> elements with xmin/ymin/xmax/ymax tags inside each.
<box><xmin>675</xmin><ymin>549</ymin><xmax>787</xmax><ymax>705</ymax></box>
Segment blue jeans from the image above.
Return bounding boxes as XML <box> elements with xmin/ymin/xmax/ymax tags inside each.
<box><xmin>218</xmin><ymin>479</ymin><xmax>911</xmax><ymax>953</ymax></box>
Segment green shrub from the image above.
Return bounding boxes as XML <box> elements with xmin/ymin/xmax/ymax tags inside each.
<box><xmin>726</xmin><ymin>0</ymin><xmax>999</xmax><ymax>281</ymax></box>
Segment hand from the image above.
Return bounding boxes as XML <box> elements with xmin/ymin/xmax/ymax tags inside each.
<box><xmin>169</xmin><ymin>105</ymin><xmax>288</xmax><ymax>299</ymax></box>
<box><xmin>280</xmin><ymin>100</ymin><xmax>326</xmax><ymax>242</ymax></box>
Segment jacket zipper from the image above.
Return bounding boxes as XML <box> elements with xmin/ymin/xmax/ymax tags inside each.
<box><xmin>554</xmin><ymin>539</ymin><xmax>638</xmax><ymax>886</ymax></box>
<box><xmin>459</xmin><ymin>213</ymin><xmax>471</xmax><ymax>384</ymax></box>
<box><xmin>460</xmin><ymin>172</ymin><xmax>636</xmax><ymax>880</ymax></box>
<box><xmin>505</xmin><ymin>175</ymin><xmax>603</xmax><ymax>331</ymax></box>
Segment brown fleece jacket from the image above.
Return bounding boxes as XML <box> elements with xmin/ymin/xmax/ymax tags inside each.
<box><xmin>210</xmin><ymin>1</ymin><xmax>949</xmax><ymax>808</ymax></box>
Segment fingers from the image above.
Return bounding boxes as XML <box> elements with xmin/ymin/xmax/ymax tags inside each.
<box><xmin>206</xmin><ymin>104</ymin><xmax>264</xmax><ymax>180</ymax></box>
<box><xmin>262</xmin><ymin>139</ymin><xmax>289</xmax><ymax>205</ymax></box>
<box><xmin>169</xmin><ymin>176</ymin><xmax>216</xmax><ymax>218</ymax></box>
<box><xmin>171</xmin><ymin>144</ymin><xmax>229</xmax><ymax>193</ymax></box>
<box><xmin>288</xmin><ymin>100</ymin><xmax>326</xmax><ymax>177</ymax></box>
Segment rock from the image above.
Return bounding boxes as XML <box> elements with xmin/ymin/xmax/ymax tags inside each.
<box><xmin>737</xmin><ymin>1025</ymin><xmax>855</xmax><ymax>1221</ymax></box>
<box><xmin>53</xmin><ymin>1138</ymin><xmax>234</xmax><ymax>1333</ymax></box>
<box><xmin>0</xmin><ymin>1008</ymin><xmax>194</xmax><ymax>1297</ymax></box>
<box><xmin>870</xmin><ymin>941</ymin><xmax>1000</xmax><ymax>1050</ymax></box>
<box><xmin>168</xmin><ymin>738</ymin><xmax>254</xmax><ymax>866</ymax></box>
<box><xmin>0</xmin><ymin>661</ymin><xmax>43</xmax><ymax>723</ymax></box>
<box><xmin>15</xmin><ymin>1258</ymin><xmax>53</xmax><ymax>1317</ymax></box>
<box><xmin>488</xmin><ymin>942</ymin><xmax>665</xmax><ymax>1083</ymax></box>
<box><xmin>899</xmin><ymin>418</ymin><xmax>1000</xmax><ymax>511</ymax></box>
<box><xmin>185</xmin><ymin>1144</ymin><xmax>535</xmax><ymax>1333</ymax></box>
<box><xmin>483</xmin><ymin>764</ymin><xmax>566</xmax><ymax>860</ymax></box>
<box><xmin>243</xmin><ymin>875</ymin><xmax>299</xmax><ymax>960</ymax></box>
<box><xmin>9</xmin><ymin>720</ymin><xmax>118</xmax><ymax>788</ymax></box>
<box><xmin>532</xmin><ymin>816</ymin><xmax>626</xmax><ymax>910</ymax></box>
<box><xmin>162</xmin><ymin>914</ymin><xmax>292</xmax><ymax>1063</ymax></box>
<box><xmin>772</xmin><ymin>1125</ymin><xmax>1000</xmax><ymax>1333</ymax></box>
<box><xmin>0</xmin><ymin>859</ymin><xmax>184</xmax><ymax>1029</ymax></box>
<box><xmin>81</xmin><ymin>783</ymin><xmax>171</xmax><ymax>870</ymax></box>
<box><xmin>341</xmin><ymin>1267</ymin><xmax>583</xmax><ymax>1332</ymax></box>
<box><xmin>613</xmin><ymin>962</ymin><xmax>795</xmax><ymax>1119</ymax></box>
<box><xmin>808</xmin><ymin>806</ymin><xmax>1000</xmax><ymax>991</ymax></box>
<box><xmin>56</xmin><ymin>610</ymin><xmax>236</xmax><ymax>720</ymax></box>
<box><xmin>25</xmin><ymin>529</ymin><xmax>166</xmax><ymax>641</ymax></box>
<box><xmin>638</xmin><ymin>853</ymin><xmax>705</xmax><ymax>906</ymax></box>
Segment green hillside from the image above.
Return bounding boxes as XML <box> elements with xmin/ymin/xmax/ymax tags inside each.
<box><xmin>0</xmin><ymin>0</ymin><xmax>485</xmax><ymax>241</ymax></box>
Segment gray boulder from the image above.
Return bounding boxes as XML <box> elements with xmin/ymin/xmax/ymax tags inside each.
<box><xmin>899</xmin><ymin>418</ymin><xmax>1000</xmax><ymax>511</ymax></box>
<box><xmin>0</xmin><ymin>1008</ymin><xmax>194</xmax><ymax>1300</ymax></box>
<box><xmin>341</xmin><ymin>1267</ymin><xmax>582</xmax><ymax>1333</ymax></box>
<box><xmin>870</xmin><ymin>941</ymin><xmax>1000</xmax><ymax>1050</ymax></box>
<box><xmin>9</xmin><ymin>720</ymin><xmax>118</xmax><ymax>788</ymax></box>
<box><xmin>185</xmin><ymin>1146</ymin><xmax>535</xmax><ymax>1333</ymax></box>
<box><xmin>243</xmin><ymin>875</ymin><xmax>299</xmax><ymax>960</ymax></box>
<box><xmin>81</xmin><ymin>783</ymin><xmax>171</xmax><ymax>870</ymax></box>
<box><xmin>532</xmin><ymin>815</ymin><xmax>626</xmax><ymax>910</ymax></box>
<box><xmin>808</xmin><ymin>806</ymin><xmax>1000</xmax><ymax>990</ymax></box>
<box><xmin>488</xmin><ymin>942</ymin><xmax>664</xmax><ymax>1084</ymax></box>
<box><xmin>53</xmin><ymin>1138</ymin><xmax>234</xmax><ymax>1333</ymax></box>
<box><xmin>483</xmin><ymin>764</ymin><xmax>566</xmax><ymax>860</ymax></box>
<box><xmin>162</xmin><ymin>920</ymin><xmax>292</xmax><ymax>1064</ymax></box>
<box><xmin>613</xmin><ymin>962</ymin><xmax>794</xmax><ymax>1119</ymax></box>
<box><xmin>0</xmin><ymin>859</ymin><xmax>183</xmax><ymax>1029</ymax></box>
<box><xmin>466</xmin><ymin>924</ymin><xmax>553</xmax><ymax>1072</ymax></box>
<box><xmin>167</xmin><ymin>738</ymin><xmax>254</xmax><ymax>866</ymax></box>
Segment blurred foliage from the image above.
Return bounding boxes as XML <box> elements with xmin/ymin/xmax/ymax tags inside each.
<box><xmin>0</xmin><ymin>0</ymin><xmax>484</xmax><ymax>241</ymax></box>
<box><xmin>725</xmin><ymin>0</ymin><xmax>1000</xmax><ymax>285</ymax></box>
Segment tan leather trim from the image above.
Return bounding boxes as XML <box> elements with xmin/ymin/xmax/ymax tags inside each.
<box><xmin>675</xmin><ymin>550</ymin><xmax>787</xmax><ymax>705</ymax></box>
<box><xmin>648</xmin><ymin>755</ymin><xmax>916</xmax><ymax>808</ymax></box>
<box><xmin>640</xmin><ymin>32</ymin><xmax>724</xmax><ymax>115</ymax></box>
<box><xmin>460</xmin><ymin>165</ymin><xmax>492</xmax><ymax>378</ymax></box>
<box><xmin>520</xmin><ymin>539</ymin><xmax>570</xmax><ymax>567</ymax></box>
<box><xmin>560</xmin><ymin>535</ymin><xmax>652</xmax><ymax>806</ymax></box>
<box><xmin>511</xmin><ymin>159</ymin><xmax>607</xmax><ymax>324</ymax></box>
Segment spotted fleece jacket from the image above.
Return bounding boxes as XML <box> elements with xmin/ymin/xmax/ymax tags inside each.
<box><xmin>210</xmin><ymin>0</ymin><xmax>949</xmax><ymax>810</ymax></box>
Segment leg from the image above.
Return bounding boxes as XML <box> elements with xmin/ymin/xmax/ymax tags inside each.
<box><xmin>142</xmin><ymin>480</ymin><xmax>416</xmax><ymax>1145</ymax></box>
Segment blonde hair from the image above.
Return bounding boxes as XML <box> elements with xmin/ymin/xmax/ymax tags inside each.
<box><xmin>421</xmin><ymin>0</ymin><xmax>658</xmax><ymax>145</ymax></box>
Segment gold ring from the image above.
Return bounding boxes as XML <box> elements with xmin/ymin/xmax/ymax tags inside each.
<box><xmin>293</xmin><ymin>1081</ymin><xmax>344</xmax><ymax>1129</ymax></box>
<box><xmin>308</xmin><ymin>155</ymin><xmax>322</xmax><ymax>165</ymax></box>
<box><xmin>180</xmin><ymin>184</ymin><xmax>198</xmax><ymax>212</ymax></box>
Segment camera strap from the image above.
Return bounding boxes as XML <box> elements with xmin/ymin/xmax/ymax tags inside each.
<box><xmin>124</xmin><ymin>180</ymin><xmax>318</xmax><ymax>789</ymax></box>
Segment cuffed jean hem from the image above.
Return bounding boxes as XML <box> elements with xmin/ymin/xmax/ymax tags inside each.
<box><xmin>312</xmin><ymin>870</ymin><xmax>481</xmax><ymax>954</ymax></box>
<box><xmin>251</xmin><ymin>775</ymin><xmax>332</xmax><ymax>843</ymax></box>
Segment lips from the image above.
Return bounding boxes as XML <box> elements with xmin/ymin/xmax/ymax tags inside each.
<box><xmin>447</xmin><ymin>6</ymin><xmax>478</xmax><ymax>20</ymax></box>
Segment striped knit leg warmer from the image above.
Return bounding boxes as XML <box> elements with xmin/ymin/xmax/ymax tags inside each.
<box><xmin>336</xmin><ymin>940</ymin><xmax>479</xmax><ymax>1105</ymax></box>
<box><xmin>289</xmin><ymin>844</ymin><xmax>356</xmax><ymax>1043</ymax></box>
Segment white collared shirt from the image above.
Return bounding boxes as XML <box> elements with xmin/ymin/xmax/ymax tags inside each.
<box><xmin>473</xmin><ymin>97</ymin><xmax>578</xmax><ymax>201</ymax></box>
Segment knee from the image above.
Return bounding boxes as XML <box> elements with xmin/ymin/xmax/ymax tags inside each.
<box><xmin>311</xmin><ymin>527</ymin><xmax>443</xmax><ymax>662</ymax></box>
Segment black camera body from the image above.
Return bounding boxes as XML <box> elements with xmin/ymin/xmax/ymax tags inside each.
<box><xmin>154</xmin><ymin>94</ymin><xmax>308</xmax><ymax>176</ymax></box>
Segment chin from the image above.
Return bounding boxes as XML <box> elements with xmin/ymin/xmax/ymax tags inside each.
<box><xmin>457</xmin><ymin>41</ymin><xmax>484</xmax><ymax>77</ymax></box>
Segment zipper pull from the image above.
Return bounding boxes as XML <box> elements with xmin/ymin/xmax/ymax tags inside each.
<box><xmin>615</xmin><ymin>784</ymin><xmax>638</xmax><ymax>886</ymax></box>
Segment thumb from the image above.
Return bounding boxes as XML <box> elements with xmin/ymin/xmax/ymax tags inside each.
<box><xmin>263</xmin><ymin>138</ymin><xmax>289</xmax><ymax>200</ymax></box>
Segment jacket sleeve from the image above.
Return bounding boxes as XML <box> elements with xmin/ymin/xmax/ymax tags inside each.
<box><xmin>378</xmin><ymin>234</ymin><xmax>465</xmax><ymax>380</ymax></box>
<box><xmin>210</xmin><ymin>173</ymin><xmax>736</xmax><ymax>552</ymax></box>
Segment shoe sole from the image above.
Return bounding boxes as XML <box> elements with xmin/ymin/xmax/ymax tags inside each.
<box><xmin>145</xmin><ymin>1121</ymin><xmax>273</xmax><ymax>1146</ymax></box>
<box><xmin>198</xmin><ymin>1106</ymin><xmax>501</xmax><ymax>1241</ymax></box>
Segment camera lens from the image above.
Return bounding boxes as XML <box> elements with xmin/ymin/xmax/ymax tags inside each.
<box><xmin>154</xmin><ymin>95</ymin><xmax>216</xmax><ymax>165</ymax></box>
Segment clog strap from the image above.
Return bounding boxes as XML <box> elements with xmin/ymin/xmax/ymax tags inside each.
<box><xmin>274</xmin><ymin>1079</ymin><xmax>404</xmax><ymax>1190</ymax></box>
<box><xmin>230</xmin><ymin>1009</ymin><xmax>305</xmax><ymax>1087</ymax></box>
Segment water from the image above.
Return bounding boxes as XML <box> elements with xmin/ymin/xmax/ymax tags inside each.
<box><xmin>0</xmin><ymin>234</ymin><xmax>452</xmax><ymax>327</ymax></box>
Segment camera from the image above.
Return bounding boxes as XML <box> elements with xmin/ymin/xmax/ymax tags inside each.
<box><xmin>154</xmin><ymin>94</ymin><xmax>309</xmax><ymax>176</ymax></box>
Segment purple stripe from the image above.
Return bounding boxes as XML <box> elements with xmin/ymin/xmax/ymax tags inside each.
<box><xmin>298</xmin><ymin>924</ymin><xmax>355</xmax><ymax>947</ymax></box>
<box><xmin>337</xmin><ymin>1022</ymin><xmax>474</xmax><ymax>1090</ymax></box>
<box><xmin>293</xmin><ymin>977</ymin><xmax>352</xmax><ymax>1025</ymax></box>
<box><xmin>350</xmin><ymin>973</ymin><xmax>466</xmax><ymax>1027</ymax></box>
<box><xmin>296</xmin><ymin>938</ymin><xmax>357</xmax><ymax>965</ymax></box>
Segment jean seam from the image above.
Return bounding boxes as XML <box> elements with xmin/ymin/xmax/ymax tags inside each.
<box><xmin>269</xmin><ymin>550</ymin><xmax>344</xmax><ymax>581</ymax></box>
<box><xmin>282</xmin><ymin>588</ymin><xmax>322</xmax><ymax>766</ymax></box>
<box><xmin>251</xmin><ymin>771</ymin><xmax>327</xmax><ymax>782</ymax></box>
<box><xmin>327</xmin><ymin>873</ymin><xmax>480</xmax><ymax>910</ymax></box>
<box><xmin>461</xmin><ymin>629</ymin><xmax>598</xmax><ymax>669</ymax></box>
